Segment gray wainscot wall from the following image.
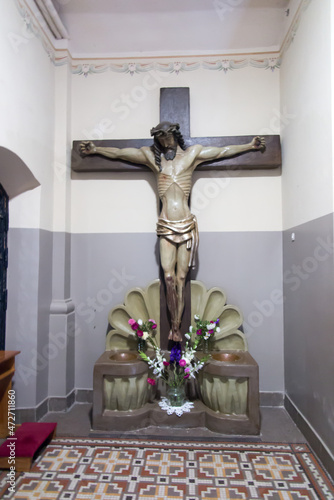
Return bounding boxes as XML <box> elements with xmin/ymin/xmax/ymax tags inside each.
<box><xmin>283</xmin><ymin>212</ymin><xmax>334</xmax><ymax>478</ymax></box>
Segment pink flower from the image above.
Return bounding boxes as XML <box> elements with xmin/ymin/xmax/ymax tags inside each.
<box><xmin>179</xmin><ymin>359</ymin><xmax>187</xmax><ymax>367</ymax></box>
<box><xmin>137</xmin><ymin>330</ymin><xmax>143</xmax><ymax>337</ymax></box>
<box><xmin>163</xmin><ymin>361</ymin><xmax>170</xmax><ymax>366</ymax></box>
<box><xmin>128</xmin><ymin>319</ymin><xmax>136</xmax><ymax>326</ymax></box>
<box><xmin>184</xmin><ymin>374</ymin><xmax>190</xmax><ymax>379</ymax></box>
<box><xmin>149</xmin><ymin>319</ymin><xmax>157</xmax><ymax>329</ymax></box>
<box><xmin>184</xmin><ymin>367</ymin><xmax>190</xmax><ymax>373</ymax></box>
<box><xmin>196</xmin><ymin>329</ymin><xmax>202</xmax><ymax>335</ymax></box>
<box><xmin>131</xmin><ymin>322</ymin><xmax>139</xmax><ymax>331</ymax></box>
<box><xmin>147</xmin><ymin>378</ymin><xmax>156</xmax><ymax>385</ymax></box>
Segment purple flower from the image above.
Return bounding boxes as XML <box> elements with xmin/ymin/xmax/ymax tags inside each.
<box><xmin>170</xmin><ymin>344</ymin><xmax>182</xmax><ymax>363</ymax></box>
<box><xmin>196</xmin><ymin>329</ymin><xmax>202</xmax><ymax>336</ymax></box>
<box><xmin>131</xmin><ymin>322</ymin><xmax>139</xmax><ymax>331</ymax></box>
<box><xmin>137</xmin><ymin>330</ymin><xmax>143</xmax><ymax>337</ymax></box>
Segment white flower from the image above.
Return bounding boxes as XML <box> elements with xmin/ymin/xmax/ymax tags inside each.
<box><xmin>137</xmin><ymin>319</ymin><xmax>143</xmax><ymax>326</ymax></box>
<box><xmin>142</xmin><ymin>331</ymin><xmax>149</xmax><ymax>340</ymax></box>
<box><xmin>216</xmin><ymin>327</ymin><xmax>221</xmax><ymax>333</ymax></box>
<box><xmin>207</xmin><ymin>323</ymin><xmax>215</xmax><ymax>330</ymax></box>
<box><xmin>194</xmin><ymin>314</ymin><xmax>200</xmax><ymax>321</ymax></box>
<box><xmin>189</xmin><ymin>326</ymin><xmax>193</xmax><ymax>333</ymax></box>
<box><xmin>185</xmin><ymin>333</ymin><xmax>191</xmax><ymax>340</ymax></box>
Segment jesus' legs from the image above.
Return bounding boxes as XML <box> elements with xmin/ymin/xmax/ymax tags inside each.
<box><xmin>175</xmin><ymin>242</ymin><xmax>191</xmax><ymax>331</ymax></box>
<box><xmin>160</xmin><ymin>238</ymin><xmax>180</xmax><ymax>341</ymax></box>
<box><xmin>160</xmin><ymin>238</ymin><xmax>191</xmax><ymax>342</ymax></box>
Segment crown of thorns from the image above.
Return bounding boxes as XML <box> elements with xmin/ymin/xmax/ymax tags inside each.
<box><xmin>150</xmin><ymin>122</ymin><xmax>180</xmax><ymax>137</ymax></box>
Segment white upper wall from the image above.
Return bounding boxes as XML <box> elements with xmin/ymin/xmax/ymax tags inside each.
<box><xmin>71</xmin><ymin>66</ymin><xmax>282</xmax><ymax>233</ymax></box>
<box><xmin>280</xmin><ymin>0</ymin><xmax>333</xmax><ymax>230</ymax></box>
<box><xmin>0</xmin><ymin>0</ymin><xmax>55</xmax><ymax>230</ymax></box>
<box><xmin>57</xmin><ymin>0</ymin><xmax>289</xmax><ymax>58</ymax></box>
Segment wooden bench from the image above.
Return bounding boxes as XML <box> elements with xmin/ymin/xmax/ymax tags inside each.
<box><xmin>0</xmin><ymin>422</ymin><xmax>57</xmax><ymax>471</ymax></box>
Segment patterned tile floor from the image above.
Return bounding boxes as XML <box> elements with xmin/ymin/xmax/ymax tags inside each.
<box><xmin>0</xmin><ymin>437</ymin><xmax>333</xmax><ymax>499</ymax></box>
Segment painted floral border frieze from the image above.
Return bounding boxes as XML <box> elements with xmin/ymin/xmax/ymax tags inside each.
<box><xmin>72</xmin><ymin>57</ymin><xmax>281</xmax><ymax>77</ymax></box>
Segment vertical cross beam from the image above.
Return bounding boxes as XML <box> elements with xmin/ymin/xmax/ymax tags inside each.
<box><xmin>160</xmin><ymin>87</ymin><xmax>191</xmax><ymax>137</ymax></box>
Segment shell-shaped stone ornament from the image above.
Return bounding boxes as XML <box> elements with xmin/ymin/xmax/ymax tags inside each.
<box><xmin>190</xmin><ymin>281</ymin><xmax>246</xmax><ymax>351</ymax></box>
<box><xmin>106</xmin><ymin>280</ymin><xmax>247</xmax><ymax>351</ymax></box>
<box><xmin>106</xmin><ymin>280</ymin><xmax>160</xmax><ymax>350</ymax></box>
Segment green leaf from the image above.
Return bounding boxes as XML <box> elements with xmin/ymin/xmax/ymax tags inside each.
<box><xmin>138</xmin><ymin>351</ymin><xmax>149</xmax><ymax>362</ymax></box>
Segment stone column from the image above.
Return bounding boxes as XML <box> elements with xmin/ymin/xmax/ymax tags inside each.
<box><xmin>48</xmin><ymin>62</ymin><xmax>75</xmax><ymax>410</ymax></box>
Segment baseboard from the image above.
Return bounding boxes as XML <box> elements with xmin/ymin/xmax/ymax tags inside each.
<box><xmin>48</xmin><ymin>390</ymin><xmax>76</xmax><ymax>412</ymax></box>
<box><xmin>260</xmin><ymin>392</ymin><xmax>284</xmax><ymax>407</ymax></box>
<box><xmin>75</xmin><ymin>389</ymin><xmax>93</xmax><ymax>404</ymax></box>
<box><xmin>15</xmin><ymin>389</ymin><xmax>90</xmax><ymax>424</ymax></box>
<box><xmin>284</xmin><ymin>395</ymin><xmax>334</xmax><ymax>481</ymax></box>
<box><xmin>15</xmin><ymin>390</ymin><xmax>281</xmax><ymax>424</ymax></box>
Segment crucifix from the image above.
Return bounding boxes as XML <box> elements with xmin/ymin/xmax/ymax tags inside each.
<box><xmin>72</xmin><ymin>87</ymin><xmax>281</xmax><ymax>350</ymax></box>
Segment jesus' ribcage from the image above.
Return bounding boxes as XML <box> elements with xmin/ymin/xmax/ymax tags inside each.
<box><xmin>157</xmin><ymin>169</ymin><xmax>193</xmax><ymax>202</ymax></box>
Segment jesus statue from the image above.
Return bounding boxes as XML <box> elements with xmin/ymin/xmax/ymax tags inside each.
<box><xmin>80</xmin><ymin>122</ymin><xmax>265</xmax><ymax>342</ymax></box>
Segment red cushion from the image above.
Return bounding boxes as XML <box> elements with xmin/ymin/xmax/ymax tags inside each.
<box><xmin>0</xmin><ymin>422</ymin><xmax>57</xmax><ymax>457</ymax></box>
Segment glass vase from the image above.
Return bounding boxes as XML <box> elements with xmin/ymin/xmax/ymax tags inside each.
<box><xmin>202</xmin><ymin>338</ymin><xmax>211</xmax><ymax>354</ymax></box>
<box><xmin>166</xmin><ymin>385</ymin><xmax>186</xmax><ymax>407</ymax></box>
<box><xmin>137</xmin><ymin>337</ymin><xmax>146</xmax><ymax>352</ymax></box>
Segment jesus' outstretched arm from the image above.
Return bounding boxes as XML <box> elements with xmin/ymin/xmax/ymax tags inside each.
<box><xmin>193</xmin><ymin>136</ymin><xmax>265</xmax><ymax>167</ymax></box>
<box><xmin>79</xmin><ymin>140</ymin><xmax>155</xmax><ymax>170</ymax></box>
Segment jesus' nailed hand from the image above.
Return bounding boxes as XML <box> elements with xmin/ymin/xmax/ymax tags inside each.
<box><xmin>80</xmin><ymin>122</ymin><xmax>265</xmax><ymax>343</ymax></box>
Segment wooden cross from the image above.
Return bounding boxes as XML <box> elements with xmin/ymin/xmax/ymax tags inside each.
<box><xmin>71</xmin><ymin>87</ymin><xmax>281</xmax><ymax>349</ymax></box>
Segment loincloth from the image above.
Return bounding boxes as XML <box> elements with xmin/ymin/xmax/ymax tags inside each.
<box><xmin>156</xmin><ymin>214</ymin><xmax>199</xmax><ymax>269</ymax></box>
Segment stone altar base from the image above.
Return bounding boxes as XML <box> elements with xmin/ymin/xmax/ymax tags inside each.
<box><xmin>93</xmin><ymin>350</ymin><xmax>260</xmax><ymax>435</ymax></box>
<box><xmin>93</xmin><ymin>400</ymin><xmax>259</xmax><ymax>435</ymax></box>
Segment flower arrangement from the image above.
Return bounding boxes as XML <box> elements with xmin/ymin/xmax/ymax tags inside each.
<box><xmin>189</xmin><ymin>315</ymin><xmax>221</xmax><ymax>351</ymax></box>
<box><xmin>137</xmin><ymin>330</ymin><xmax>207</xmax><ymax>389</ymax></box>
<box><xmin>128</xmin><ymin>318</ymin><xmax>157</xmax><ymax>340</ymax></box>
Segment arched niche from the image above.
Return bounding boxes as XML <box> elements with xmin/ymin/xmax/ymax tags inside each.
<box><xmin>0</xmin><ymin>147</ymin><xmax>40</xmax><ymax>200</ymax></box>
<box><xmin>0</xmin><ymin>146</ymin><xmax>40</xmax><ymax>349</ymax></box>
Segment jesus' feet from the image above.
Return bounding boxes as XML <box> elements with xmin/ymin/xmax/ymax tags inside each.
<box><xmin>168</xmin><ymin>327</ymin><xmax>182</xmax><ymax>343</ymax></box>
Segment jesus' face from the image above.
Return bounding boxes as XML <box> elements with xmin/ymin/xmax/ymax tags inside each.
<box><xmin>156</xmin><ymin>130</ymin><xmax>178</xmax><ymax>161</ymax></box>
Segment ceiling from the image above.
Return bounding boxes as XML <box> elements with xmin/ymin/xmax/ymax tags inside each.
<box><xmin>50</xmin><ymin>0</ymin><xmax>296</xmax><ymax>58</ymax></box>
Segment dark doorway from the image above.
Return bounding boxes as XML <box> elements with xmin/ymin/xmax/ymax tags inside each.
<box><xmin>0</xmin><ymin>184</ymin><xmax>8</xmax><ymax>350</ymax></box>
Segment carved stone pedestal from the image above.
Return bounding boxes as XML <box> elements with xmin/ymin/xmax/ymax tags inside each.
<box><xmin>93</xmin><ymin>350</ymin><xmax>150</xmax><ymax>429</ymax></box>
<box><xmin>198</xmin><ymin>350</ymin><xmax>260</xmax><ymax>434</ymax></box>
<box><xmin>92</xmin><ymin>350</ymin><xmax>260</xmax><ymax>435</ymax></box>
